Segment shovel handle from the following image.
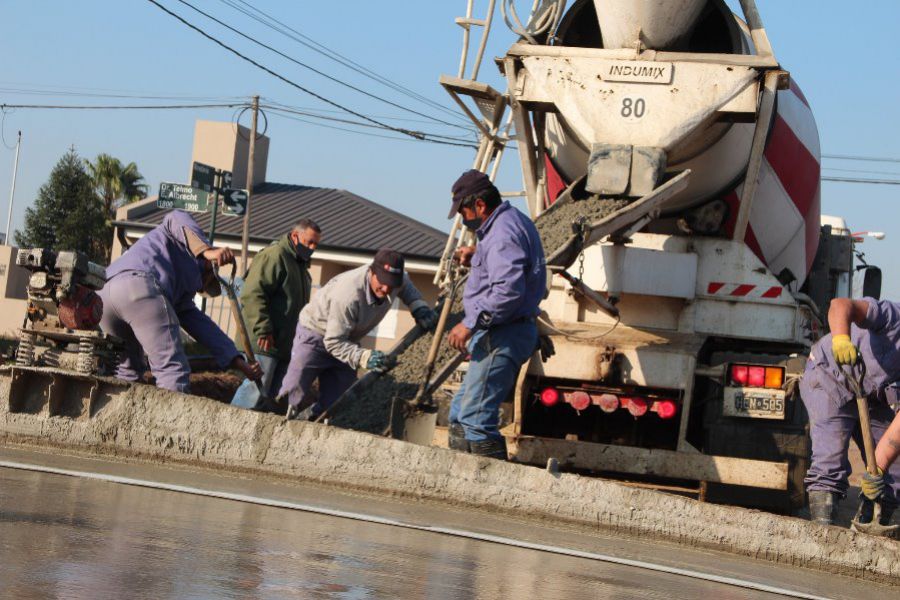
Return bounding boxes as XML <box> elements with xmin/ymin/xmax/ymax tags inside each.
<box><xmin>843</xmin><ymin>363</ymin><xmax>878</xmax><ymax>475</ymax></box>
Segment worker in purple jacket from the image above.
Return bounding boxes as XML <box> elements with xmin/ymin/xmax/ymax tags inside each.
<box><xmin>100</xmin><ymin>210</ymin><xmax>262</xmax><ymax>393</ymax></box>
<box><xmin>801</xmin><ymin>297</ymin><xmax>900</xmax><ymax>526</ymax></box>
<box><xmin>445</xmin><ymin>170</ymin><xmax>546</xmax><ymax>459</ymax></box>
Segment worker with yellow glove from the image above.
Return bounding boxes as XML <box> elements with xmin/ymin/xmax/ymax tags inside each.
<box><xmin>799</xmin><ymin>297</ymin><xmax>900</xmax><ymax>526</ymax></box>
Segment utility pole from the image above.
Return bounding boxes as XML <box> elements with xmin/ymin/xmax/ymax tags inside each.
<box><xmin>240</xmin><ymin>95</ymin><xmax>259</xmax><ymax>275</ymax></box>
<box><xmin>5</xmin><ymin>131</ymin><xmax>21</xmax><ymax>245</ymax></box>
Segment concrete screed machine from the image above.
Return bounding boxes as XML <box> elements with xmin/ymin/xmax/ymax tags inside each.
<box><xmin>428</xmin><ymin>0</ymin><xmax>882</xmax><ymax>511</ymax></box>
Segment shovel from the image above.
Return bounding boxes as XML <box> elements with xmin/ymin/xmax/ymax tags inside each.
<box><xmin>843</xmin><ymin>363</ymin><xmax>899</xmax><ymax>537</ymax></box>
<box><xmin>216</xmin><ymin>263</ymin><xmax>268</xmax><ymax>410</ymax></box>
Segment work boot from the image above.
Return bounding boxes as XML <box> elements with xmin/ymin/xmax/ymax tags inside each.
<box><xmin>469</xmin><ymin>437</ymin><xmax>508</xmax><ymax>460</ymax></box>
<box><xmin>808</xmin><ymin>490</ymin><xmax>839</xmax><ymax>526</ymax></box>
<box><xmin>448</xmin><ymin>423</ymin><xmax>469</xmax><ymax>452</ymax></box>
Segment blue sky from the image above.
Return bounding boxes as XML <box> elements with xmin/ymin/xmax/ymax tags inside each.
<box><xmin>0</xmin><ymin>1</ymin><xmax>898</xmax><ymax>294</ymax></box>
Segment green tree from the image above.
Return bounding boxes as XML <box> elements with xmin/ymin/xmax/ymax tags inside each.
<box><xmin>84</xmin><ymin>153</ymin><xmax>149</xmax><ymax>219</ymax></box>
<box><xmin>15</xmin><ymin>148</ymin><xmax>108</xmax><ymax>262</ymax></box>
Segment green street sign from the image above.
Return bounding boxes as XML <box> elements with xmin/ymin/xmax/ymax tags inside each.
<box><xmin>157</xmin><ymin>182</ymin><xmax>210</xmax><ymax>213</ymax></box>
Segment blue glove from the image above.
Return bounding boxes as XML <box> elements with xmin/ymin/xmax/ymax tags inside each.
<box><xmin>861</xmin><ymin>467</ymin><xmax>885</xmax><ymax>501</ymax></box>
<box><xmin>412</xmin><ymin>306</ymin><xmax>438</xmax><ymax>332</ymax></box>
<box><xmin>365</xmin><ymin>350</ymin><xmax>397</xmax><ymax>373</ymax></box>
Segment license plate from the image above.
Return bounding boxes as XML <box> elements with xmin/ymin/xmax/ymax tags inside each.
<box><xmin>723</xmin><ymin>387</ymin><xmax>786</xmax><ymax>420</ymax></box>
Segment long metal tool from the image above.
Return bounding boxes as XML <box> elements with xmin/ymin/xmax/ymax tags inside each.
<box><xmin>843</xmin><ymin>363</ymin><xmax>899</xmax><ymax>537</ymax></box>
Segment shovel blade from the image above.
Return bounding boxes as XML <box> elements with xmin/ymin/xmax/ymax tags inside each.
<box><xmin>389</xmin><ymin>398</ymin><xmax>438</xmax><ymax>446</ymax></box>
<box><xmin>850</xmin><ymin>499</ymin><xmax>899</xmax><ymax>538</ymax></box>
<box><xmin>230</xmin><ymin>378</ymin><xmax>261</xmax><ymax>409</ymax></box>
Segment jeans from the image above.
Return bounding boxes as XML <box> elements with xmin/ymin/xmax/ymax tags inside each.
<box><xmin>256</xmin><ymin>353</ymin><xmax>288</xmax><ymax>399</ymax></box>
<box><xmin>99</xmin><ymin>271</ymin><xmax>190</xmax><ymax>393</ymax></box>
<box><xmin>449</xmin><ymin>320</ymin><xmax>538</xmax><ymax>442</ymax></box>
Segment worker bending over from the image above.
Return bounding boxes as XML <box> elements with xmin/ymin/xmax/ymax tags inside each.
<box><xmin>445</xmin><ymin>170</ymin><xmax>546</xmax><ymax>459</ymax></box>
<box><xmin>238</xmin><ymin>218</ymin><xmax>321</xmax><ymax>401</ymax></box>
<box><xmin>801</xmin><ymin>297</ymin><xmax>900</xmax><ymax>525</ymax></box>
<box><xmin>278</xmin><ymin>249</ymin><xmax>437</xmax><ymax>421</ymax></box>
<box><xmin>100</xmin><ymin>210</ymin><xmax>262</xmax><ymax>393</ymax></box>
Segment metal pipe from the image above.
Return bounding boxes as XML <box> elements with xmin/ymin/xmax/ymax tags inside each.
<box><xmin>470</xmin><ymin>0</ymin><xmax>497</xmax><ymax>80</ymax></box>
<box><xmin>458</xmin><ymin>0</ymin><xmax>475</xmax><ymax>78</ymax></box>
<box><xmin>5</xmin><ymin>131</ymin><xmax>21</xmax><ymax>244</ymax></box>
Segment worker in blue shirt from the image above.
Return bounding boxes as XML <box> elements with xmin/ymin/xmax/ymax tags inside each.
<box><xmin>801</xmin><ymin>297</ymin><xmax>900</xmax><ymax>525</ymax></box>
<box><xmin>445</xmin><ymin>170</ymin><xmax>546</xmax><ymax>459</ymax></box>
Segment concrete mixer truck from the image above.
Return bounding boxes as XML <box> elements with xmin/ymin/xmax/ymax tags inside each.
<box><xmin>435</xmin><ymin>0</ymin><xmax>880</xmax><ymax>511</ymax></box>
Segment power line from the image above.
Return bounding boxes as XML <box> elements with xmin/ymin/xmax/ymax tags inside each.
<box><xmin>260</xmin><ymin>104</ymin><xmax>476</xmax><ymax>144</ymax></box>
<box><xmin>822</xmin><ymin>154</ymin><xmax>900</xmax><ymax>164</ymax></box>
<box><xmin>173</xmin><ymin>0</ymin><xmax>468</xmax><ymax>130</ymax></box>
<box><xmin>0</xmin><ymin>102</ymin><xmax>246</xmax><ymax>110</ymax></box>
<box><xmin>265</xmin><ymin>106</ymin><xmax>478</xmax><ymax>148</ymax></box>
<box><xmin>821</xmin><ymin>176</ymin><xmax>900</xmax><ymax>185</ymax></box>
<box><xmin>216</xmin><ymin>0</ymin><xmax>466</xmax><ymax>123</ymax></box>
<box><xmin>0</xmin><ymin>85</ymin><xmax>244</xmax><ymax>102</ymax></box>
<box><xmin>145</xmin><ymin>0</ymin><xmax>429</xmax><ymax>142</ymax></box>
<box><xmin>823</xmin><ymin>167</ymin><xmax>900</xmax><ymax>177</ymax></box>
<box><xmin>261</xmin><ymin>97</ymin><xmax>474</xmax><ymax>127</ymax></box>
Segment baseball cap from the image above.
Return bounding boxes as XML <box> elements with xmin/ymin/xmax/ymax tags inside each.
<box><xmin>448</xmin><ymin>169</ymin><xmax>496</xmax><ymax>219</ymax></box>
<box><xmin>371</xmin><ymin>248</ymin><xmax>405</xmax><ymax>288</ymax></box>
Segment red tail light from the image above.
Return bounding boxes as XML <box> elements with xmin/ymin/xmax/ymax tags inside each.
<box><xmin>596</xmin><ymin>393</ymin><xmax>619</xmax><ymax>413</ymax></box>
<box><xmin>540</xmin><ymin>387</ymin><xmax>560</xmax><ymax>407</ymax></box>
<box><xmin>623</xmin><ymin>397</ymin><xmax>648</xmax><ymax>417</ymax></box>
<box><xmin>748</xmin><ymin>366</ymin><xmax>765</xmax><ymax>387</ymax></box>
<box><xmin>566</xmin><ymin>391</ymin><xmax>591</xmax><ymax>411</ymax></box>
<box><xmin>730</xmin><ymin>365</ymin><xmax>749</xmax><ymax>386</ymax></box>
<box><xmin>654</xmin><ymin>400</ymin><xmax>678</xmax><ymax>420</ymax></box>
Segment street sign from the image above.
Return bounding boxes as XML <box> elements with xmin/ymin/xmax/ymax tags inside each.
<box><xmin>191</xmin><ymin>161</ymin><xmax>216</xmax><ymax>193</ymax></box>
<box><xmin>221</xmin><ymin>188</ymin><xmax>248</xmax><ymax>216</ymax></box>
<box><xmin>220</xmin><ymin>170</ymin><xmax>233</xmax><ymax>190</ymax></box>
<box><xmin>157</xmin><ymin>182</ymin><xmax>210</xmax><ymax>213</ymax></box>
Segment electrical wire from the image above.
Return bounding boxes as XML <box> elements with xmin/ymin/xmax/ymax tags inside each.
<box><xmin>261</xmin><ymin>98</ymin><xmax>475</xmax><ymax>127</ymax></box>
<box><xmin>0</xmin><ymin>102</ymin><xmax>247</xmax><ymax>110</ymax></box>
<box><xmin>821</xmin><ymin>177</ymin><xmax>900</xmax><ymax>185</ymax></box>
<box><xmin>145</xmin><ymin>0</ymin><xmax>452</xmax><ymax>145</ymax></box>
<box><xmin>215</xmin><ymin>0</ymin><xmax>466</xmax><ymax>123</ymax></box>
<box><xmin>822</xmin><ymin>154</ymin><xmax>900</xmax><ymax>164</ymax></box>
<box><xmin>173</xmin><ymin>0</ymin><xmax>469</xmax><ymax>131</ymax></box>
<box><xmin>823</xmin><ymin>167</ymin><xmax>900</xmax><ymax>177</ymax></box>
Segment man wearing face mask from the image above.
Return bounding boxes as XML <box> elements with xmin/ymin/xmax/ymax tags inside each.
<box><xmin>99</xmin><ymin>210</ymin><xmax>263</xmax><ymax>393</ymax></box>
<box><xmin>278</xmin><ymin>248</ymin><xmax>438</xmax><ymax>421</ymax></box>
<box><xmin>239</xmin><ymin>218</ymin><xmax>322</xmax><ymax>400</ymax></box>
<box><xmin>445</xmin><ymin>170</ymin><xmax>546</xmax><ymax>459</ymax></box>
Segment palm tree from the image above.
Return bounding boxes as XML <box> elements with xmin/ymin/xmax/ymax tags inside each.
<box><xmin>85</xmin><ymin>154</ymin><xmax>149</xmax><ymax>219</ymax></box>
<box><xmin>85</xmin><ymin>154</ymin><xmax>149</xmax><ymax>260</ymax></box>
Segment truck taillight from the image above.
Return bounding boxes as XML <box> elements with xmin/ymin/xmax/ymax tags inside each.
<box><xmin>764</xmin><ymin>367</ymin><xmax>784</xmax><ymax>389</ymax></box>
<box><xmin>622</xmin><ymin>397</ymin><xmax>648</xmax><ymax>417</ymax></box>
<box><xmin>540</xmin><ymin>387</ymin><xmax>560</xmax><ymax>407</ymax></box>
<box><xmin>748</xmin><ymin>366</ymin><xmax>765</xmax><ymax>387</ymax></box>
<box><xmin>596</xmin><ymin>393</ymin><xmax>619</xmax><ymax>413</ymax></box>
<box><xmin>654</xmin><ymin>400</ymin><xmax>678</xmax><ymax>420</ymax></box>
<box><xmin>566</xmin><ymin>391</ymin><xmax>591</xmax><ymax>411</ymax></box>
<box><xmin>729</xmin><ymin>363</ymin><xmax>785</xmax><ymax>389</ymax></box>
<box><xmin>730</xmin><ymin>365</ymin><xmax>749</xmax><ymax>386</ymax></box>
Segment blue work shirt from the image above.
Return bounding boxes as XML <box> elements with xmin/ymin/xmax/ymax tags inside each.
<box><xmin>106</xmin><ymin>210</ymin><xmax>239</xmax><ymax>368</ymax></box>
<box><xmin>804</xmin><ymin>298</ymin><xmax>900</xmax><ymax>411</ymax></box>
<box><xmin>462</xmin><ymin>201</ymin><xmax>546</xmax><ymax>330</ymax></box>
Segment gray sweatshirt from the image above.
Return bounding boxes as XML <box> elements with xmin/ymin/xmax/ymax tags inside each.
<box><xmin>298</xmin><ymin>264</ymin><xmax>429</xmax><ymax>368</ymax></box>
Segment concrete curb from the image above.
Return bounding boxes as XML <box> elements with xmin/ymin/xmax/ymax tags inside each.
<box><xmin>1</xmin><ymin>373</ymin><xmax>897</xmax><ymax>584</ymax></box>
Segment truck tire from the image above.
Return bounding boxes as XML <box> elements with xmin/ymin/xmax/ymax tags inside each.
<box><xmin>700</xmin><ymin>351</ymin><xmax>810</xmax><ymax>513</ymax></box>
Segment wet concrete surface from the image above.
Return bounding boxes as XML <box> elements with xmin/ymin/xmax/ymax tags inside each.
<box><xmin>0</xmin><ymin>445</ymin><xmax>891</xmax><ymax>599</ymax></box>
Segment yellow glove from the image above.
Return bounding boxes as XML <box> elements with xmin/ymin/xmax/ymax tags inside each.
<box><xmin>831</xmin><ymin>334</ymin><xmax>858</xmax><ymax>365</ymax></box>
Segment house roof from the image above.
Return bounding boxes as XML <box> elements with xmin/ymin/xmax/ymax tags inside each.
<box><xmin>117</xmin><ymin>182</ymin><xmax>448</xmax><ymax>260</ymax></box>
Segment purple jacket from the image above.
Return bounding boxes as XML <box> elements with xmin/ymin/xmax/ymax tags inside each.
<box><xmin>106</xmin><ymin>210</ymin><xmax>239</xmax><ymax>368</ymax></box>
<box><xmin>803</xmin><ymin>298</ymin><xmax>900</xmax><ymax>411</ymax></box>
<box><xmin>462</xmin><ymin>201</ymin><xmax>546</xmax><ymax>330</ymax></box>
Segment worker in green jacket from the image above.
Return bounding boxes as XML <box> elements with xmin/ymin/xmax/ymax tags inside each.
<box><xmin>236</xmin><ymin>218</ymin><xmax>321</xmax><ymax>403</ymax></box>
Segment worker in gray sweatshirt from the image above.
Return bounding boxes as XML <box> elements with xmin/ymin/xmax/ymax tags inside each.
<box><xmin>278</xmin><ymin>248</ymin><xmax>437</xmax><ymax>420</ymax></box>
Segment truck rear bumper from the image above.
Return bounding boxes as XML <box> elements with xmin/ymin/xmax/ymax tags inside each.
<box><xmin>510</xmin><ymin>435</ymin><xmax>788</xmax><ymax>490</ymax></box>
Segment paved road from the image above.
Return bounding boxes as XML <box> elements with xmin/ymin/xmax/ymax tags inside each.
<box><xmin>0</xmin><ymin>447</ymin><xmax>888</xmax><ymax>599</ymax></box>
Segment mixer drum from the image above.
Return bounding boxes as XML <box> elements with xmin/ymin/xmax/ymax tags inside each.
<box><xmin>543</xmin><ymin>0</ymin><xmax>821</xmax><ymax>284</ymax></box>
